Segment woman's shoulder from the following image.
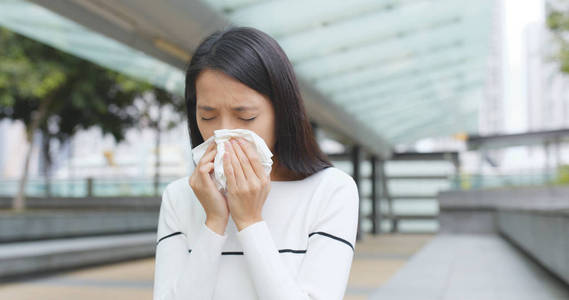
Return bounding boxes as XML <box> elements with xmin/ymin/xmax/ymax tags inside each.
<box><xmin>295</xmin><ymin>166</ymin><xmax>358</xmax><ymax>200</ymax></box>
<box><xmin>315</xmin><ymin>166</ymin><xmax>359</xmax><ymax>205</ymax></box>
<box><xmin>318</xmin><ymin>166</ymin><xmax>357</xmax><ymax>187</ymax></box>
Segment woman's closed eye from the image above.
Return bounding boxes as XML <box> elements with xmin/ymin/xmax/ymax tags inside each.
<box><xmin>201</xmin><ymin>117</ymin><xmax>257</xmax><ymax>121</ymax></box>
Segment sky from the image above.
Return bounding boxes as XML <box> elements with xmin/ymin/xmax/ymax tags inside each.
<box><xmin>499</xmin><ymin>0</ymin><xmax>557</xmax><ymax>171</ymax></box>
<box><xmin>502</xmin><ymin>0</ymin><xmax>545</xmax><ymax>133</ymax></box>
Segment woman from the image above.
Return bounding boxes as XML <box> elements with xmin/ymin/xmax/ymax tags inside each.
<box><xmin>153</xmin><ymin>26</ymin><xmax>359</xmax><ymax>300</ymax></box>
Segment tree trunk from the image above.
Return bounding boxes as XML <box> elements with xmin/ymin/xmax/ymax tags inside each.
<box><xmin>14</xmin><ymin>131</ymin><xmax>35</xmax><ymax>211</ymax></box>
<box><xmin>13</xmin><ymin>96</ymin><xmax>52</xmax><ymax>211</ymax></box>
<box><xmin>153</xmin><ymin>106</ymin><xmax>162</xmax><ymax>197</ymax></box>
<box><xmin>41</xmin><ymin>131</ymin><xmax>52</xmax><ymax>198</ymax></box>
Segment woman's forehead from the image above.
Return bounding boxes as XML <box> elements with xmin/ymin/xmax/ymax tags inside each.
<box><xmin>196</xmin><ymin>70</ymin><xmax>269</xmax><ymax>108</ymax></box>
<box><xmin>196</xmin><ymin>88</ymin><xmax>262</xmax><ymax>108</ymax></box>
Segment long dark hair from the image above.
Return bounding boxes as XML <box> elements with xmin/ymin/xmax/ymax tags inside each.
<box><xmin>184</xmin><ymin>26</ymin><xmax>332</xmax><ymax>178</ymax></box>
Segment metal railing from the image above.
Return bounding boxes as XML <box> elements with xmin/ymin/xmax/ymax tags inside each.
<box><xmin>450</xmin><ymin>166</ymin><xmax>569</xmax><ymax>190</ymax></box>
<box><xmin>0</xmin><ymin>177</ymin><xmax>179</xmax><ymax>198</ymax></box>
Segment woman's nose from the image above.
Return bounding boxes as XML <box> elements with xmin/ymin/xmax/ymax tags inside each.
<box><xmin>220</xmin><ymin>118</ymin><xmax>239</xmax><ymax>131</ymax></box>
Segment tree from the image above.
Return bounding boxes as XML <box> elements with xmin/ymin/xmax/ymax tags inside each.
<box><xmin>0</xmin><ymin>28</ymin><xmax>160</xmax><ymax>209</ymax></box>
<box><xmin>135</xmin><ymin>88</ymin><xmax>184</xmax><ymax>196</ymax></box>
<box><xmin>546</xmin><ymin>5</ymin><xmax>569</xmax><ymax>74</ymax></box>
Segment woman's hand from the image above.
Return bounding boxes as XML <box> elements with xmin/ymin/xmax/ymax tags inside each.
<box><xmin>223</xmin><ymin>137</ymin><xmax>271</xmax><ymax>232</ymax></box>
<box><xmin>189</xmin><ymin>142</ymin><xmax>229</xmax><ymax>235</ymax></box>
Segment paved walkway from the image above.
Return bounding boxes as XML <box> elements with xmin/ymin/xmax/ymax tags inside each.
<box><xmin>369</xmin><ymin>234</ymin><xmax>569</xmax><ymax>300</ymax></box>
<box><xmin>0</xmin><ymin>233</ymin><xmax>433</xmax><ymax>299</ymax></box>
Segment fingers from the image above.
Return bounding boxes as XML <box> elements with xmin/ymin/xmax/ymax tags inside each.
<box><xmin>195</xmin><ymin>142</ymin><xmax>217</xmax><ymax>190</ymax></box>
<box><xmin>237</xmin><ymin>138</ymin><xmax>266</xmax><ymax>181</ymax></box>
<box><xmin>198</xmin><ymin>142</ymin><xmax>217</xmax><ymax>166</ymax></box>
<box><xmin>193</xmin><ymin>161</ymin><xmax>215</xmax><ymax>190</ymax></box>
<box><xmin>223</xmin><ymin>143</ymin><xmax>236</xmax><ymax>191</ymax></box>
<box><xmin>198</xmin><ymin>162</ymin><xmax>214</xmax><ymax>176</ymax></box>
<box><xmin>230</xmin><ymin>138</ymin><xmax>257</xmax><ymax>181</ymax></box>
<box><xmin>227</xmin><ymin>140</ymin><xmax>247</xmax><ymax>188</ymax></box>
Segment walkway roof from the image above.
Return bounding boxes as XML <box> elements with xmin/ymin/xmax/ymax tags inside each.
<box><xmin>1</xmin><ymin>0</ymin><xmax>495</xmax><ymax>159</ymax></box>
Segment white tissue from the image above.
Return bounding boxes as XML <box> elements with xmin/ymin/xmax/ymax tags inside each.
<box><xmin>191</xmin><ymin>129</ymin><xmax>274</xmax><ymax>194</ymax></box>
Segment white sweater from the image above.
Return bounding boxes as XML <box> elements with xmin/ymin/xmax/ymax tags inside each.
<box><xmin>152</xmin><ymin>166</ymin><xmax>359</xmax><ymax>300</ymax></box>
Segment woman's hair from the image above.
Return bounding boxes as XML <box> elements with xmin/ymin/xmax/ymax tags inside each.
<box><xmin>184</xmin><ymin>26</ymin><xmax>332</xmax><ymax>178</ymax></box>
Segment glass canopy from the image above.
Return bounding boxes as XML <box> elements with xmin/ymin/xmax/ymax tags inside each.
<box><xmin>0</xmin><ymin>0</ymin><xmax>185</xmax><ymax>95</ymax></box>
<box><xmin>201</xmin><ymin>0</ymin><xmax>494</xmax><ymax>145</ymax></box>
<box><xmin>0</xmin><ymin>0</ymin><xmax>495</xmax><ymax>147</ymax></box>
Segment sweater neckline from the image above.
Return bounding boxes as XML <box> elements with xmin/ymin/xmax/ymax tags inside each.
<box><xmin>271</xmin><ymin>178</ymin><xmax>309</xmax><ymax>184</ymax></box>
<box><xmin>270</xmin><ymin>167</ymin><xmax>330</xmax><ymax>184</ymax></box>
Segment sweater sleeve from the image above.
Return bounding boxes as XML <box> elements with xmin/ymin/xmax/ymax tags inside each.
<box><xmin>153</xmin><ymin>185</ymin><xmax>229</xmax><ymax>300</ymax></box>
<box><xmin>235</xmin><ymin>176</ymin><xmax>359</xmax><ymax>300</ymax></box>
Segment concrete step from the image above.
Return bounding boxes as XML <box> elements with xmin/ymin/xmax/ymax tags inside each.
<box><xmin>0</xmin><ymin>211</ymin><xmax>158</xmax><ymax>243</ymax></box>
<box><xmin>0</xmin><ymin>196</ymin><xmax>160</xmax><ymax>210</ymax></box>
<box><xmin>0</xmin><ymin>232</ymin><xmax>156</xmax><ymax>281</ymax></box>
<box><xmin>498</xmin><ymin>208</ymin><xmax>569</xmax><ymax>286</ymax></box>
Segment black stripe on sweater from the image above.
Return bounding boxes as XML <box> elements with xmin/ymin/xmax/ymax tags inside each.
<box><xmin>187</xmin><ymin>249</ymin><xmax>307</xmax><ymax>255</ymax></box>
<box><xmin>185</xmin><ymin>231</ymin><xmax>354</xmax><ymax>254</ymax></box>
<box><xmin>156</xmin><ymin>231</ymin><xmax>183</xmax><ymax>245</ymax></box>
<box><xmin>309</xmin><ymin>231</ymin><xmax>354</xmax><ymax>251</ymax></box>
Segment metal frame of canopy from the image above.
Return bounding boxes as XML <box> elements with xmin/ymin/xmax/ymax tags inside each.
<box><xmin>26</xmin><ymin>0</ymin><xmax>394</xmax><ymax>159</ymax></box>
<box><xmin>5</xmin><ymin>0</ymin><xmax>496</xmax><ymax>156</ymax></box>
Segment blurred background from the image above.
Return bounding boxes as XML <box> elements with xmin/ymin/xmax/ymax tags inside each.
<box><xmin>0</xmin><ymin>0</ymin><xmax>568</xmax><ymax>299</ymax></box>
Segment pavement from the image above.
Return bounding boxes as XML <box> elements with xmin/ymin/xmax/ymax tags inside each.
<box><xmin>0</xmin><ymin>233</ymin><xmax>433</xmax><ymax>299</ymax></box>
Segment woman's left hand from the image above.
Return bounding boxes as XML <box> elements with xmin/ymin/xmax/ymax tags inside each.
<box><xmin>223</xmin><ymin>137</ymin><xmax>271</xmax><ymax>231</ymax></box>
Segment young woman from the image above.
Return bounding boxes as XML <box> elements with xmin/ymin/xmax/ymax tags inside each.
<box><xmin>153</xmin><ymin>26</ymin><xmax>359</xmax><ymax>300</ymax></box>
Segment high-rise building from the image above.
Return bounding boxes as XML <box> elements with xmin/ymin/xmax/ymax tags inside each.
<box><xmin>479</xmin><ymin>0</ymin><xmax>505</xmax><ymax>136</ymax></box>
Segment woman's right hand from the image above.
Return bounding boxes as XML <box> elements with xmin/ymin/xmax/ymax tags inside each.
<box><xmin>189</xmin><ymin>142</ymin><xmax>229</xmax><ymax>235</ymax></box>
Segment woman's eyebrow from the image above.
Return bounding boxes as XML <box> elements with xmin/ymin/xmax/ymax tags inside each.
<box><xmin>197</xmin><ymin>105</ymin><xmax>215</xmax><ymax>111</ymax></box>
<box><xmin>197</xmin><ymin>105</ymin><xmax>258</xmax><ymax>111</ymax></box>
<box><xmin>232</xmin><ymin>106</ymin><xmax>258</xmax><ymax>112</ymax></box>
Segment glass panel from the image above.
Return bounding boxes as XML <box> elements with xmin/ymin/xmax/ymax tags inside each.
<box><xmin>2</xmin><ymin>0</ymin><xmax>495</xmax><ymax>146</ymax></box>
<box><xmin>0</xmin><ymin>0</ymin><xmax>185</xmax><ymax>95</ymax></box>
<box><xmin>201</xmin><ymin>0</ymin><xmax>494</xmax><ymax>144</ymax></box>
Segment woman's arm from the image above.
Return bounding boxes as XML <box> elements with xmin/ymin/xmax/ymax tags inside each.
<box><xmin>235</xmin><ymin>177</ymin><xmax>359</xmax><ymax>300</ymax></box>
<box><xmin>153</xmin><ymin>186</ymin><xmax>228</xmax><ymax>300</ymax></box>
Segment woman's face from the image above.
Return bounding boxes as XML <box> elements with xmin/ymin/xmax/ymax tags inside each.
<box><xmin>195</xmin><ymin>69</ymin><xmax>277</xmax><ymax>153</ymax></box>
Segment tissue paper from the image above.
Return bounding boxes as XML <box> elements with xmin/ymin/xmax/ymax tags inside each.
<box><xmin>191</xmin><ymin>129</ymin><xmax>274</xmax><ymax>193</ymax></box>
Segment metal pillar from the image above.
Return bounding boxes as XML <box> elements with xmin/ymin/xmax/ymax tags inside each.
<box><xmin>477</xmin><ymin>149</ymin><xmax>486</xmax><ymax>189</ymax></box>
<box><xmin>370</xmin><ymin>155</ymin><xmax>380</xmax><ymax>234</ymax></box>
<box><xmin>378</xmin><ymin>159</ymin><xmax>394</xmax><ymax>233</ymax></box>
<box><xmin>351</xmin><ymin>145</ymin><xmax>362</xmax><ymax>241</ymax></box>
<box><xmin>544</xmin><ymin>141</ymin><xmax>551</xmax><ymax>183</ymax></box>
<box><xmin>451</xmin><ymin>153</ymin><xmax>461</xmax><ymax>189</ymax></box>
<box><xmin>555</xmin><ymin>137</ymin><xmax>562</xmax><ymax>171</ymax></box>
<box><xmin>86</xmin><ymin>177</ymin><xmax>93</xmax><ymax>198</ymax></box>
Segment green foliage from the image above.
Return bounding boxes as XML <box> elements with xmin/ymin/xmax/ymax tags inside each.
<box><xmin>556</xmin><ymin>164</ymin><xmax>569</xmax><ymax>185</ymax></box>
<box><xmin>0</xmin><ymin>28</ymin><xmax>150</xmax><ymax>142</ymax></box>
<box><xmin>547</xmin><ymin>11</ymin><xmax>569</xmax><ymax>32</ymax></box>
<box><xmin>0</xmin><ymin>27</ymin><xmax>184</xmax><ymax>176</ymax></box>
<box><xmin>546</xmin><ymin>7</ymin><xmax>569</xmax><ymax>74</ymax></box>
